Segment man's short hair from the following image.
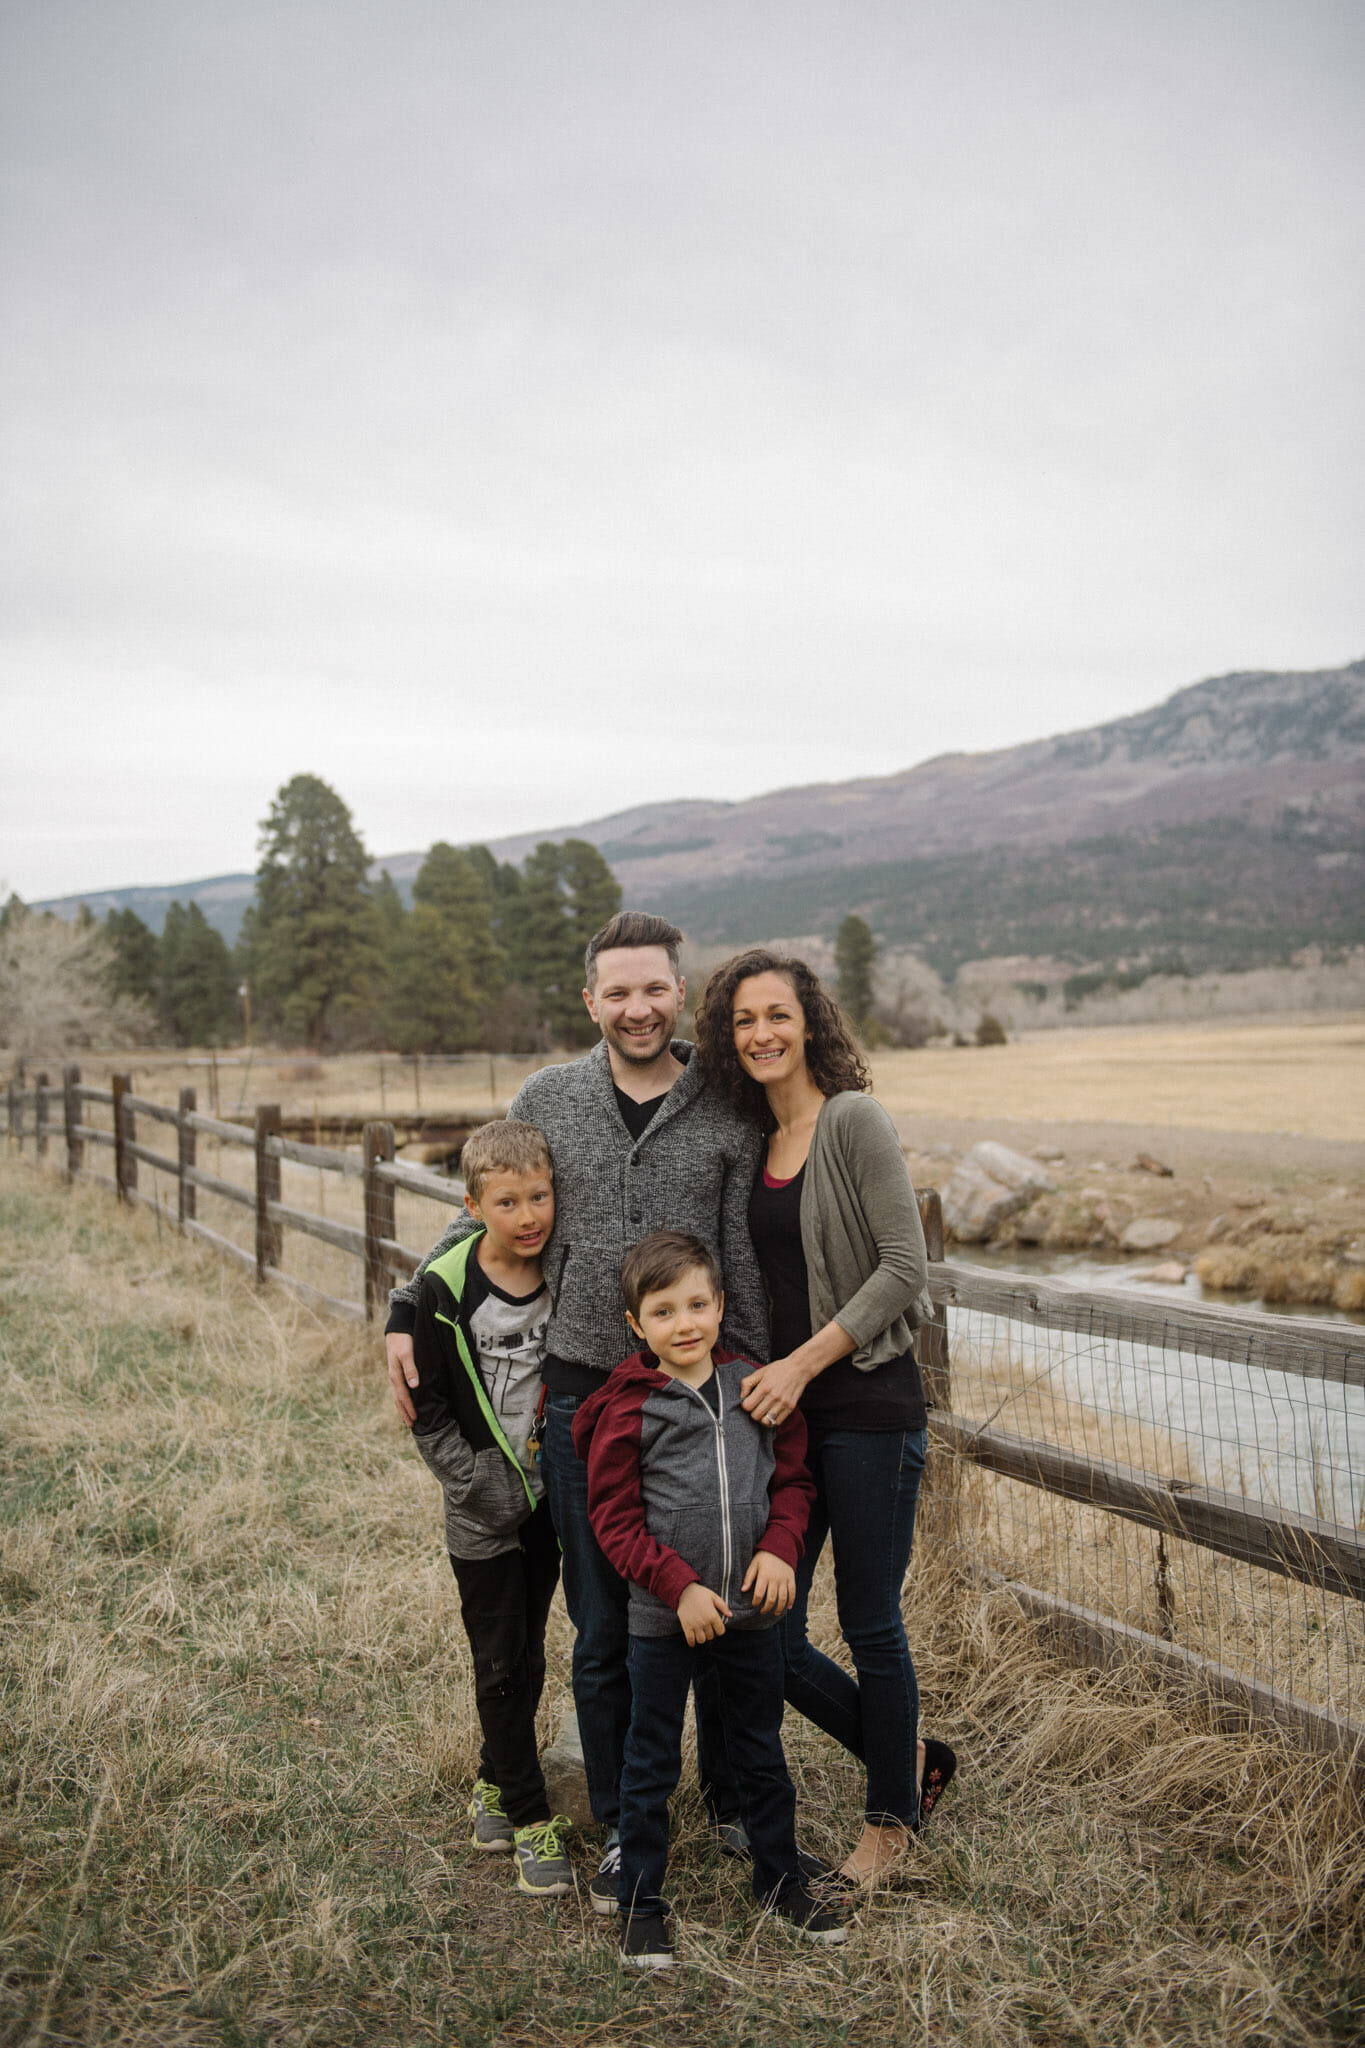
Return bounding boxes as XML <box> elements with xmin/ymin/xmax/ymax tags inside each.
<box><xmin>620</xmin><ymin>1230</ymin><xmax>723</xmax><ymax>1318</ymax></box>
<box><xmin>461</xmin><ymin>1118</ymin><xmax>553</xmax><ymax>1203</ymax></box>
<box><xmin>584</xmin><ymin>910</ymin><xmax>683</xmax><ymax>987</ymax></box>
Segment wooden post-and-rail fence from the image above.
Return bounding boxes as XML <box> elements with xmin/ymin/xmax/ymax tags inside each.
<box><xmin>3</xmin><ymin>1066</ymin><xmax>464</xmax><ymax>1325</ymax></box>
<box><xmin>5</xmin><ymin>1068</ymin><xmax>1363</xmax><ymax>1765</ymax></box>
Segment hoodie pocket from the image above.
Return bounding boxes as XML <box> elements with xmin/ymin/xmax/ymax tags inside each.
<box><xmin>656</xmin><ymin>1507</ymin><xmax>723</xmax><ymax>1594</ymax></box>
<box><xmin>457</xmin><ymin>1446</ymin><xmax>530</xmax><ymax>1538</ymax></box>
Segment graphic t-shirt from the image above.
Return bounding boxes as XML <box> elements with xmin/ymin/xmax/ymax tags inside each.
<box><xmin>463</xmin><ymin>1256</ymin><xmax>550</xmax><ymax>1498</ymax></box>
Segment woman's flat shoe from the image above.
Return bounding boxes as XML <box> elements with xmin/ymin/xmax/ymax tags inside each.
<box><xmin>916</xmin><ymin>1739</ymin><xmax>957</xmax><ymax>1829</ymax></box>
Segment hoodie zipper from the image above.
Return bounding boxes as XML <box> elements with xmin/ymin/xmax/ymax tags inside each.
<box><xmin>680</xmin><ymin>1377</ymin><xmax>732</xmax><ymax>1602</ymax></box>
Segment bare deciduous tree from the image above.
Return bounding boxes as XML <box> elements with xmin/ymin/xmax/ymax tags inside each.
<box><xmin>0</xmin><ymin>899</ymin><xmax>154</xmax><ymax>1055</ymax></box>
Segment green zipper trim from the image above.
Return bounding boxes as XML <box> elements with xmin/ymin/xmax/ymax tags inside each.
<box><xmin>430</xmin><ymin>1233</ymin><xmax>537</xmax><ymax>1514</ymax></box>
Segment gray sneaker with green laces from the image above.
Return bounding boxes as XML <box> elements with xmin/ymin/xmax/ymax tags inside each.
<box><xmin>513</xmin><ymin>1815</ymin><xmax>576</xmax><ymax>1897</ymax></box>
<box><xmin>468</xmin><ymin>1779</ymin><xmax>514</xmax><ymax>1853</ymax></box>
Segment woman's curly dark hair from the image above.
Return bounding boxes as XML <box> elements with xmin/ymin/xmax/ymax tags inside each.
<box><xmin>693</xmin><ymin>947</ymin><xmax>871</xmax><ymax>1127</ymax></box>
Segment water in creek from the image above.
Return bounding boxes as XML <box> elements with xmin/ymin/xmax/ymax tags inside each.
<box><xmin>947</xmin><ymin>1247</ymin><xmax>1365</xmax><ymax>1527</ymax></box>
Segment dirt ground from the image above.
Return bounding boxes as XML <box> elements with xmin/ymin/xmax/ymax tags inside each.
<box><xmin>868</xmin><ymin>1015</ymin><xmax>1365</xmax><ymax>1305</ymax></box>
<box><xmin>897</xmin><ymin>1111</ymin><xmax>1364</xmax><ymax>1293</ymax></box>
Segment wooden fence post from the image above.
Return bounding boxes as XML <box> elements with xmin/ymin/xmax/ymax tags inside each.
<box><xmin>34</xmin><ymin>1071</ymin><xmax>49</xmax><ymax>1158</ymax></box>
<box><xmin>63</xmin><ymin>1065</ymin><xmax>82</xmax><ymax>1180</ymax></box>
<box><xmin>363</xmin><ymin>1121</ymin><xmax>396</xmax><ymax>1322</ymax></box>
<box><xmin>916</xmin><ymin>1185</ymin><xmax>957</xmax><ymax>1545</ymax></box>
<box><xmin>111</xmin><ymin>1073</ymin><xmax>136</xmax><ymax>1202</ymax></box>
<box><xmin>178</xmin><ymin>1087</ymin><xmax>196</xmax><ymax>1228</ymax></box>
<box><xmin>255</xmin><ymin>1104</ymin><xmax>282</xmax><ymax>1282</ymax></box>
<box><xmin>916</xmin><ymin>1187</ymin><xmax>951</xmax><ymax>1413</ymax></box>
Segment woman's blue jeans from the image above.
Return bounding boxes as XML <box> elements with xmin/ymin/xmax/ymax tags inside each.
<box><xmin>778</xmin><ymin>1422</ymin><xmax>927</xmax><ymax>1828</ymax></box>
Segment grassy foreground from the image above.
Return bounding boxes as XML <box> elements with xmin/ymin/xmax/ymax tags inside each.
<box><xmin>1</xmin><ymin>1157</ymin><xmax>1362</xmax><ymax>2048</ymax></box>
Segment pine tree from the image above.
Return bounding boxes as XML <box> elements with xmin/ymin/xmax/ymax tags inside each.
<box><xmin>835</xmin><ymin>913</ymin><xmax>879</xmax><ymax>1031</ymax></box>
<box><xmin>160</xmin><ymin>902</ymin><xmax>239</xmax><ymax>1045</ymax></box>
<box><xmin>501</xmin><ymin>840</ymin><xmax>622</xmax><ymax>1046</ymax></box>
<box><xmin>104</xmin><ymin>909</ymin><xmax>160</xmax><ymax>1008</ymax></box>
<box><xmin>372</xmin><ymin>869</ymin><xmax>408</xmax><ymax>954</ymax></box>
<box><xmin>246</xmin><ymin>774</ymin><xmax>383</xmax><ymax>1050</ymax></box>
<box><xmin>387</xmin><ymin>843</ymin><xmax>505</xmax><ymax>1052</ymax></box>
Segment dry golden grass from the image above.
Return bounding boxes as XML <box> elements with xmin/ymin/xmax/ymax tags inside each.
<box><xmin>46</xmin><ymin>1010</ymin><xmax>1365</xmax><ymax>1143</ymax></box>
<box><xmin>868</xmin><ymin>1014</ymin><xmax>1365</xmax><ymax>1140</ymax></box>
<box><xmin>3</xmin><ymin>1154</ymin><xmax>1364</xmax><ymax>2044</ymax></box>
<box><xmin>36</xmin><ymin>1048</ymin><xmax>544</xmax><ymax>1127</ymax></box>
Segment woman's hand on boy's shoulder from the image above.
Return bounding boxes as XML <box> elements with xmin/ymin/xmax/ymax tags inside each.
<box><xmin>742</xmin><ymin>1549</ymin><xmax>795</xmax><ymax>1616</ymax></box>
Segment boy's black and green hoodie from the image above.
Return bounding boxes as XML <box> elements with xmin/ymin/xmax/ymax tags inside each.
<box><xmin>411</xmin><ymin>1232</ymin><xmax>544</xmax><ymax>1561</ymax></box>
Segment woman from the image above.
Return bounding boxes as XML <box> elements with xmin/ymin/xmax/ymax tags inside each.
<box><xmin>695</xmin><ymin>947</ymin><xmax>955</xmax><ymax>1887</ymax></box>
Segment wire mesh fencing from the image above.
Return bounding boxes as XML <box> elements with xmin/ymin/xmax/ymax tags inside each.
<box><xmin>926</xmin><ymin>1262</ymin><xmax>1365</xmax><ymax>1754</ymax></box>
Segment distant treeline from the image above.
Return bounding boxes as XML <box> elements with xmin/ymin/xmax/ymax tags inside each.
<box><xmin>657</xmin><ymin>811</ymin><xmax>1365</xmax><ymax>978</ymax></box>
<box><xmin>4</xmin><ymin>774</ymin><xmax>622</xmax><ymax>1055</ymax></box>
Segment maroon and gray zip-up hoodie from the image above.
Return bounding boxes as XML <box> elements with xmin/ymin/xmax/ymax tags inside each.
<box><xmin>572</xmin><ymin>1348</ymin><xmax>814</xmax><ymax>1640</ymax></box>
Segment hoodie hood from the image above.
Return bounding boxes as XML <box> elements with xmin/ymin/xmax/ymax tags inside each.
<box><xmin>572</xmin><ymin>1347</ymin><xmax>741</xmax><ymax>1463</ymax></box>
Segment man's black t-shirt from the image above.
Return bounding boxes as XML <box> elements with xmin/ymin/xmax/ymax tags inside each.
<box><xmin>612</xmin><ymin>1084</ymin><xmax>668</xmax><ymax>1143</ymax></box>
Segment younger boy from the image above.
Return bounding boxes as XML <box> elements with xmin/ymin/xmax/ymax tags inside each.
<box><xmin>572</xmin><ymin>1231</ymin><xmax>847</xmax><ymax>1967</ymax></box>
<box><xmin>409</xmin><ymin>1118</ymin><xmax>573</xmax><ymax>1897</ymax></box>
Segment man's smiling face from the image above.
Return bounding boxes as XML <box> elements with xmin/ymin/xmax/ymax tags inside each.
<box><xmin>582</xmin><ymin>945</ymin><xmax>685</xmax><ymax>1067</ymax></box>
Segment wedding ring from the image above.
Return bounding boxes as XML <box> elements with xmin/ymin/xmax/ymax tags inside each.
<box><xmin>765</xmin><ymin>1410</ymin><xmax>779</xmax><ymax>1425</ymax></box>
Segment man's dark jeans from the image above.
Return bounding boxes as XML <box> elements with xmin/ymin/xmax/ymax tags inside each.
<box><xmin>619</xmin><ymin>1625</ymin><xmax>800</xmax><ymax>1919</ymax></box>
<box><xmin>543</xmin><ymin>1390</ymin><xmax>741</xmax><ymax>1834</ymax></box>
<box><xmin>447</xmin><ymin>1497</ymin><xmax>560</xmax><ymax>1829</ymax></box>
<box><xmin>779</xmin><ymin>1423</ymin><xmax>926</xmax><ymax>1828</ymax></box>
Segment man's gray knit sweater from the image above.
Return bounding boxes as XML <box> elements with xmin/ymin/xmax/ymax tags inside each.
<box><xmin>386</xmin><ymin>1039</ymin><xmax>770</xmax><ymax>1378</ymax></box>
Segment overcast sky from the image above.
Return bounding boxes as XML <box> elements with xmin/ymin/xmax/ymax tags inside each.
<box><xmin>2</xmin><ymin>0</ymin><xmax>1362</xmax><ymax>902</ymax></box>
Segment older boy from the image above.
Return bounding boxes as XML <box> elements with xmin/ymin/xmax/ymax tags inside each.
<box><xmin>573</xmin><ymin>1232</ymin><xmax>847</xmax><ymax>1967</ymax></box>
<box><xmin>408</xmin><ymin>1119</ymin><xmax>572</xmax><ymax>1897</ymax></box>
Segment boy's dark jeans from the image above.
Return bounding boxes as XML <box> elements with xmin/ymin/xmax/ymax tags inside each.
<box><xmin>618</xmin><ymin>1624</ymin><xmax>800</xmax><ymax>1920</ymax></box>
<box><xmin>543</xmin><ymin>1390</ymin><xmax>743</xmax><ymax>1834</ymax></box>
<box><xmin>448</xmin><ymin>1497</ymin><xmax>560</xmax><ymax>1829</ymax></box>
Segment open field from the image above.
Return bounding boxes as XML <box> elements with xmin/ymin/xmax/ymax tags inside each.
<box><xmin>26</xmin><ymin>1012</ymin><xmax>1365</xmax><ymax>1143</ymax></box>
<box><xmin>3</xmin><ymin>1155</ymin><xmax>1363</xmax><ymax>2046</ymax></box>
<box><xmin>868</xmin><ymin>1015</ymin><xmax>1365</xmax><ymax>1141</ymax></box>
<box><xmin>17</xmin><ymin>1013</ymin><xmax>1361</xmax><ymax>1317</ymax></box>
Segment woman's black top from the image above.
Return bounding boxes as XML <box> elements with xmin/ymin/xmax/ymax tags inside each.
<box><xmin>747</xmin><ymin>1160</ymin><xmax>925</xmax><ymax>1433</ymax></box>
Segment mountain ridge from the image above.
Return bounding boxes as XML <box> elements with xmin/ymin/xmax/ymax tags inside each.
<box><xmin>32</xmin><ymin>657</ymin><xmax>1365</xmax><ymax>969</ymax></box>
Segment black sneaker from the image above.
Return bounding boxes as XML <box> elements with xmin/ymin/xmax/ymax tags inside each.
<box><xmin>619</xmin><ymin>1911</ymin><xmax>675</xmax><ymax>1970</ymax></box>
<box><xmin>589</xmin><ymin>1835</ymin><xmax>621</xmax><ymax>1917</ymax></box>
<box><xmin>770</xmin><ymin>1881</ymin><xmax>848</xmax><ymax>1944</ymax></box>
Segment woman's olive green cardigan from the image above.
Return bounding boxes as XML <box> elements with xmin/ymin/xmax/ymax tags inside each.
<box><xmin>799</xmin><ymin>1090</ymin><xmax>934</xmax><ymax>1369</ymax></box>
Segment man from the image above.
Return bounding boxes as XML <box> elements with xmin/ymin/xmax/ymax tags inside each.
<box><xmin>386</xmin><ymin>910</ymin><xmax>769</xmax><ymax>1908</ymax></box>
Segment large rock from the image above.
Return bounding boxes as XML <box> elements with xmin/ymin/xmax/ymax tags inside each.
<box><xmin>541</xmin><ymin>1708</ymin><xmax>594</xmax><ymax>1829</ymax></box>
<box><xmin>942</xmin><ymin>1156</ymin><xmax>1029</xmax><ymax>1242</ymax></box>
<box><xmin>942</xmin><ymin>1142</ymin><xmax>1058</xmax><ymax>1243</ymax></box>
<box><xmin>1120</xmin><ymin>1216</ymin><xmax>1182</xmax><ymax>1252</ymax></box>
<box><xmin>970</xmin><ymin>1142</ymin><xmax>1057</xmax><ymax>1199</ymax></box>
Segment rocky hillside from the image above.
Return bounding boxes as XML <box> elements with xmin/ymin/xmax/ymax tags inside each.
<box><xmin>37</xmin><ymin>658</ymin><xmax>1365</xmax><ymax>971</ymax></box>
<box><xmin>480</xmin><ymin>657</ymin><xmax>1365</xmax><ymax>971</ymax></box>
